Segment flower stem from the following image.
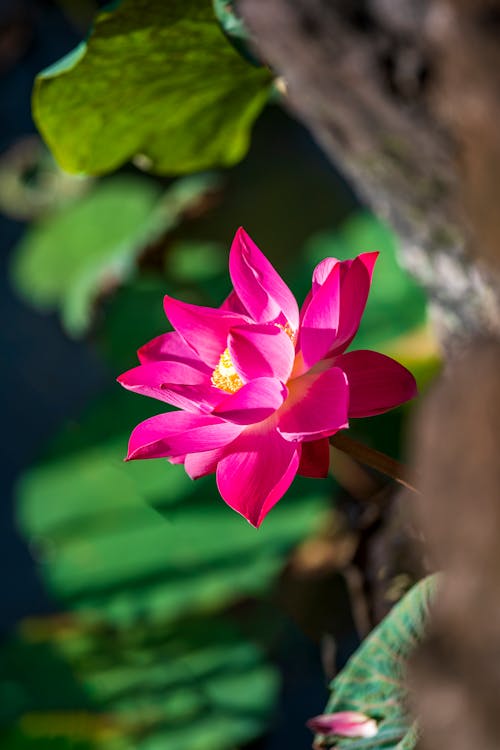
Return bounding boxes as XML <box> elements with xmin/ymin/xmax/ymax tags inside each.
<box><xmin>329</xmin><ymin>432</ymin><xmax>419</xmax><ymax>494</ymax></box>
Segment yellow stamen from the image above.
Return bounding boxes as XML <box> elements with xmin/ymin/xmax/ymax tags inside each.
<box><xmin>211</xmin><ymin>348</ymin><xmax>243</xmax><ymax>394</ymax></box>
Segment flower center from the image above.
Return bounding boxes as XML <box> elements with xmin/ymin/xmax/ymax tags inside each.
<box><xmin>211</xmin><ymin>348</ymin><xmax>243</xmax><ymax>394</ymax></box>
<box><xmin>210</xmin><ymin>323</ymin><xmax>297</xmax><ymax>394</ymax></box>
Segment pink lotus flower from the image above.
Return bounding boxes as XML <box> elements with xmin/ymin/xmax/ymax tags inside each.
<box><xmin>307</xmin><ymin>710</ymin><xmax>378</xmax><ymax>738</ymax></box>
<box><xmin>118</xmin><ymin>227</ymin><xmax>416</xmax><ymax>526</ymax></box>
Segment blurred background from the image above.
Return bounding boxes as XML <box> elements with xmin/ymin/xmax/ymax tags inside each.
<box><xmin>0</xmin><ymin>2</ymin><xmax>438</xmax><ymax>748</ymax></box>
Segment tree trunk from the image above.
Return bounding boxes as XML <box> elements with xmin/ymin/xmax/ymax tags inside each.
<box><xmin>241</xmin><ymin>0</ymin><xmax>500</xmax><ymax>347</ymax></box>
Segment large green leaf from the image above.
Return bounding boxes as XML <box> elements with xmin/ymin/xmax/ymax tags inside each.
<box><xmin>10</xmin><ymin>174</ymin><xmax>218</xmax><ymax>335</ymax></box>
<box><xmin>315</xmin><ymin>576</ymin><xmax>437</xmax><ymax>750</ymax></box>
<box><xmin>33</xmin><ymin>0</ymin><xmax>272</xmax><ymax>176</ymax></box>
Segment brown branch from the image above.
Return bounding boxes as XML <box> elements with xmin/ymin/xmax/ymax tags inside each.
<box><xmin>329</xmin><ymin>432</ymin><xmax>419</xmax><ymax>494</ymax></box>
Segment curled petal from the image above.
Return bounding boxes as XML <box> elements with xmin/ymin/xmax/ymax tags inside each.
<box><xmin>164</xmin><ymin>294</ymin><xmax>249</xmax><ymax>368</ymax></box>
<box><xmin>212</xmin><ymin>377</ymin><xmax>288</xmax><ymax>425</ymax></box>
<box><xmin>278</xmin><ymin>367</ymin><xmax>349</xmax><ymax>441</ymax></box>
<box><xmin>138</xmin><ymin>331</ymin><xmax>208</xmax><ymax>369</ymax></box>
<box><xmin>332</xmin><ymin>252</ymin><xmax>379</xmax><ymax>355</ymax></box>
<box><xmin>336</xmin><ymin>349</ymin><xmax>417</xmax><ymax>417</ymax></box>
<box><xmin>229</xmin><ymin>227</ymin><xmax>299</xmax><ymax>329</ymax></box>
<box><xmin>356</xmin><ymin>250</ymin><xmax>378</xmax><ymax>278</ymax></box>
<box><xmin>313</xmin><ymin>252</ymin><xmax>376</xmax><ymax>289</ymax></box>
<box><xmin>297</xmin><ymin>260</ymin><xmax>340</xmax><ymax>347</ymax></box>
<box><xmin>303</xmin><ymin>253</ymin><xmax>378</xmax><ymax>362</ymax></box>
<box><xmin>300</xmin><ymin>262</ymin><xmax>341</xmax><ymax>369</ymax></box>
<box><xmin>117</xmin><ymin>361</ymin><xmax>218</xmax><ymax>413</ymax></box>
<box><xmin>307</xmin><ymin>711</ymin><xmax>378</xmax><ymax>738</ymax></box>
<box><xmin>228</xmin><ymin>323</ymin><xmax>295</xmax><ymax>384</ymax></box>
<box><xmin>216</xmin><ymin>427</ymin><xmax>300</xmax><ymax>527</ymax></box>
<box><xmin>311</xmin><ymin>256</ymin><xmax>340</xmax><ymax>290</ymax></box>
<box><xmin>126</xmin><ymin>411</ymin><xmax>243</xmax><ymax>461</ymax></box>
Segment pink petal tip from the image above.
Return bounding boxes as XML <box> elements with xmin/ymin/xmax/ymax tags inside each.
<box><xmin>307</xmin><ymin>711</ymin><xmax>378</xmax><ymax>738</ymax></box>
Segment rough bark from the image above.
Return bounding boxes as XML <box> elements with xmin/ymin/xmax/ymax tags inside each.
<box><xmin>408</xmin><ymin>342</ymin><xmax>500</xmax><ymax>750</ymax></box>
<box><xmin>240</xmin><ymin>0</ymin><xmax>500</xmax><ymax>346</ymax></box>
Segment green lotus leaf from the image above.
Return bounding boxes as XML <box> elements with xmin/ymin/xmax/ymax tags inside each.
<box><xmin>315</xmin><ymin>576</ymin><xmax>437</xmax><ymax>750</ymax></box>
<box><xmin>33</xmin><ymin>0</ymin><xmax>272</xmax><ymax>176</ymax></box>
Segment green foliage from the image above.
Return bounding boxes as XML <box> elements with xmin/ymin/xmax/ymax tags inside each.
<box><xmin>315</xmin><ymin>577</ymin><xmax>437</xmax><ymax>750</ymax></box>
<box><xmin>98</xmin><ymin>276</ymin><xmax>178</xmax><ymax>374</ymax></box>
<box><xmin>165</xmin><ymin>240</ymin><xmax>226</xmax><ymax>283</ymax></box>
<box><xmin>0</xmin><ymin>617</ymin><xmax>278</xmax><ymax>750</ymax></box>
<box><xmin>16</xmin><ymin>423</ymin><xmax>329</xmax><ymax>626</ymax></box>
<box><xmin>0</xmin><ymin>730</ymin><xmax>92</xmax><ymax>750</ymax></box>
<box><xmin>32</xmin><ymin>0</ymin><xmax>272</xmax><ymax>176</ymax></box>
<box><xmin>10</xmin><ymin>174</ymin><xmax>218</xmax><ymax>335</ymax></box>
